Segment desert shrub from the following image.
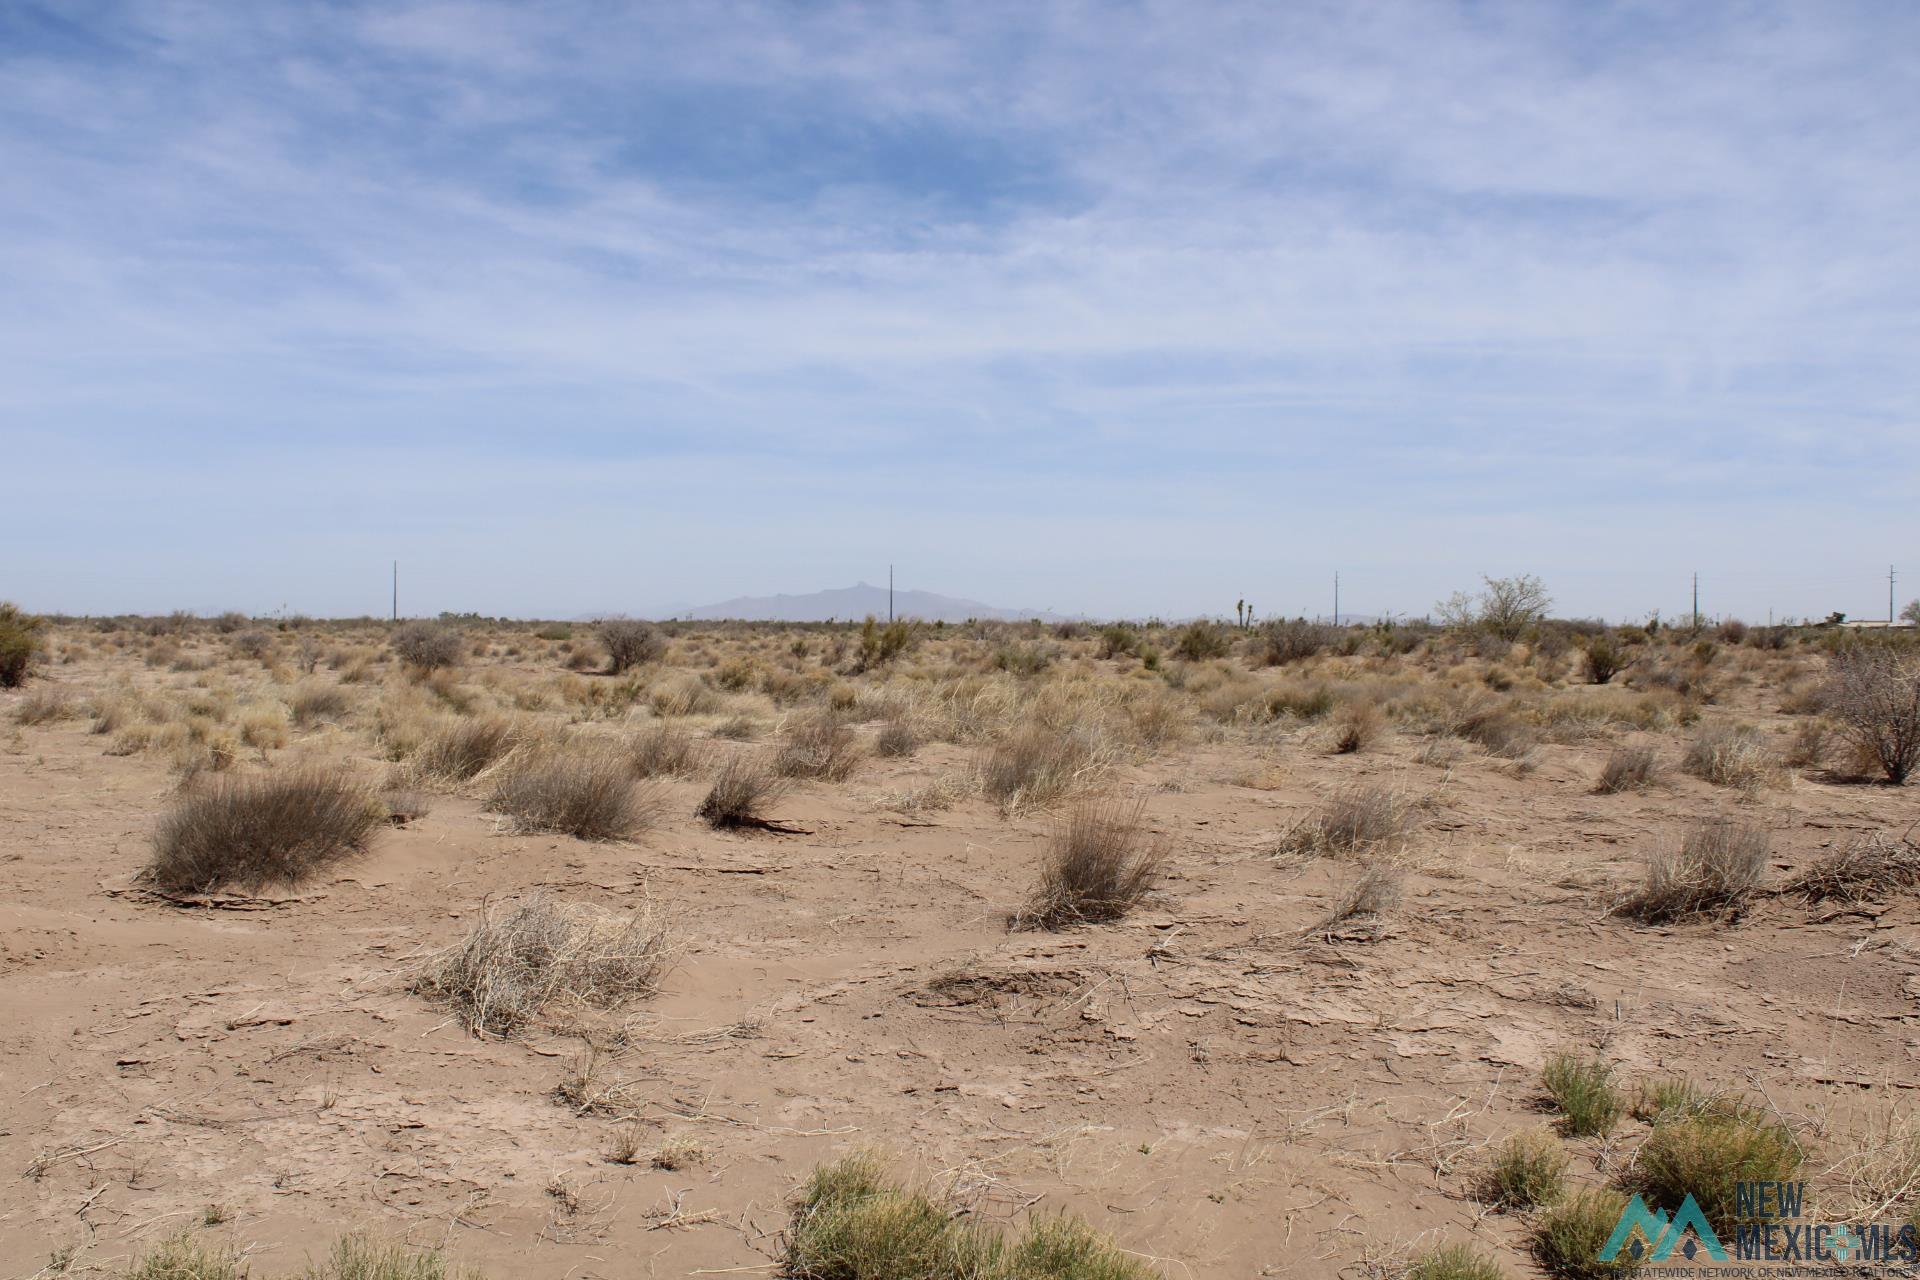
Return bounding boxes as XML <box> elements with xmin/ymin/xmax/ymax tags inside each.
<box><xmin>1532</xmin><ymin>1187</ymin><xmax>1639</xmax><ymax>1280</ymax></box>
<box><xmin>380</xmin><ymin>786</ymin><xmax>432</xmax><ymax>826</ymax></box>
<box><xmin>1616</xmin><ymin>821</ymin><xmax>1768</xmax><ymax>923</ymax></box>
<box><xmin>697</xmin><ymin>753</ymin><xmax>789</xmax><ymax>828</ymax></box>
<box><xmin>302</xmin><ymin>1233</ymin><xmax>482</xmax><ymax>1280</ymax></box>
<box><xmin>776</xmin><ymin>709</ymin><xmax>865</xmax><ymax>781</ymax></box>
<box><xmin>1325</xmin><ymin>700</ymin><xmax>1385</xmax><ymax>754</ymax></box>
<box><xmin>118</xmin><ymin>1231</ymin><xmax>243</xmax><ymax>1280</ymax></box>
<box><xmin>1541</xmin><ymin>1053</ymin><xmax>1622</xmax><ymax>1137</ymax></box>
<box><xmin>1264</xmin><ymin>681</ymin><xmax>1335</xmax><ymax>721</ymax></box>
<box><xmin>391</xmin><ymin>621</ymin><xmax>463</xmax><ymax>672</ymax></box>
<box><xmin>413</xmin><ymin>716</ymin><xmax>517</xmax><ymax>782</ymax></box>
<box><xmin>1277</xmin><ymin>783</ymin><xmax>1416</xmax><ymax>858</ymax></box>
<box><xmin>1254</xmin><ymin>618</ymin><xmax>1335</xmax><ymax>666</ymax></box>
<box><xmin>0</xmin><ymin>601</ymin><xmax>46</xmax><ymax>688</ymax></box>
<box><xmin>237</xmin><ymin>703</ymin><xmax>291</xmax><ymax>750</ymax></box>
<box><xmin>1457</xmin><ymin>707</ymin><xmax>1537</xmax><ymax>760</ymax></box>
<box><xmin>1583</xmin><ymin>634</ymin><xmax>1628</xmax><ymax>685</ymax></box>
<box><xmin>1408</xmin><ymin>1244</ymin><xmax>1504</xmax><ymax>1280</ymax></box>
<box><xmin>1097</xmin><ymin>623</ymin><xmax>1139</xmax><ymax>659</ymax></box>
<box><xmin>144</xmin><ymin>767</ymin><xmax>381</xmax><ymax>895</ymax></box>
<box><xmin>14</xmin><ymin>686</ymin><xmax>74</xmax><ymax>725</ymax></box>
<box><xmin>853</xmin><ymin>615</ymin><xmax>917</xmax><ymax>672</ymax></box>
<box><xmin>1785</xmin><ymin>830</ymin><xmax>1920</xmax><ymax>903</ymax></box>
<box><xmin>1632</xmin><ymin>1076</ymin><xmax>1712</xmax><ymax>1124</ymax></box>
<box><xmin>628</xmin><ymin>722</ymin><xmax>709</xmax><ymax>778</ymax></box>
<box><xmin>231</xmin><ymin>628</ymin><xmax>274</xmax><ymax>660</ymax></box>
<box><xmin>412</xmin><ymin>894</ymin><xmax>672</xmax><ymax>1037</ymax></box>
<box><xmin>783</xmin><ymin>1151</ymin><xmax>1153</xmax><ymax>1280</ymax></box>
<box><xmin>1784</xmin><ymin>718</ymin><xmax>1829</xmax><ymax>768</ymax></box>
<box><xmin>1627</xmin><ymin>1100</ymin><xmax>1801</xmax><ymax>1232</ymax></box>
<box><xmin>1595</xmin><ymin>746</ymin><xmax>1657</xmax><ymax>794</ymax></box>
<box><xmin>1437</xmin><ymin>574</ymin><xmax>1552</xmax><ymax>641</ymax></box>
<box><xmin>287</xmin><ymin>680</ymin><xmax>350</xmax><ymax>726</ymax></box>
<box><xmin>1824</xmin><ymin>647</ymin><xmax>1920</xmax><ymax>783</ymax></box>
<box><xmin>487</xmin><ymin>743</ymin><xmax>652</xmax><ymax>840</ymax></box>
<box><xmin>1681</xmin><ymin>724</ymin><xmax>1775</xmax><ymax>789</ymax></box>
<box><xmin>1483</xmin><ymin>1129</ymin><xmax>1568</xmax><ymax>1211</ymax></box>
<box><xmin>598</xmin><ymin>618</ymin><xmax>664</xmax><ymax>674</ymax></box>
<box><xmin>978</xmin><ymin>720</ymin><xmax>1110</xmax><ymax>812</ymax></box>
<box><xmin>875</xmin><ymin>719</ymin><xmax>920</xmax><ymax>758</ymax></box>
<box><xmin>1311</xmin><ymin>862</ymin><xmax>1404</xmax><ymax>941</ymax></box>
<box><xmin>1172</xmin><ymin>620</ymin><xmax>1231</xmax><ymax>661</ymax></box>
<box><xmin>1013</xmin><ymin>798</ymin><xmax>1163</xmax><ymax>930</ymax></box>
<box><xmin>648</xmin><ymin>672</ymin><xmax>722</xmax><ymax>717</ymax></box>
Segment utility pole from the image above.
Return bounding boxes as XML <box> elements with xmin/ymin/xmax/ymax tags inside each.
<box><xmin>1891</xmin><ymin>565</ymin><xmax>1898</xmax><ymax>624</ymax></box>
<box><xmin>1333</xmin><ymin>572</ymin><xmax>1339</xmax><ymax>627</ymax></box>
<box><xmin>392</xmin><ymin>561</ymin><xmax>398</xmax><ymax>622</ymax></box>
<box><xmin>1692</xmin><ymin>572</ymin><xmax>1699</xmax><ymax>629</ymax></box>
<box><xmin>888</xmin><ymin>564</ymin><xmax>894</xmax><ymax>624</ymax></box>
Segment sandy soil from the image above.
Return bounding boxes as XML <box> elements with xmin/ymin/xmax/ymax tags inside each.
<box><xmin>2</xmin><ymin>630</ymin><xmax>1916</xmax><ymax>1278</ymax></box>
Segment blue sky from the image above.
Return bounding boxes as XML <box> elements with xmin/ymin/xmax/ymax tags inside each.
<box><xmin>2</xmin><ymin>1</ymin><xmax>1915</xmax><ymax>621</ymax></box>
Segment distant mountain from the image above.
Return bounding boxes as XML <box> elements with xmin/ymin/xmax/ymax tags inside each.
<box><xmin>683</xmin><ymin>583</ymin><xmax>1068</xmax><ymax>623</ymax></box>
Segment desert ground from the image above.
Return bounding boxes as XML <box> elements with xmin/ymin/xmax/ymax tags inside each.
<box><xmin>1</xmin><ymin>610</ymin><xmax>1916</xmax><ymax>1279</ymax></box>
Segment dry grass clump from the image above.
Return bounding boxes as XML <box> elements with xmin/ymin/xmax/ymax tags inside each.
<box><xmin>1819</xmin><ymin>1111</ymin><xmax>1920</xmax><ymax>1224</ymax></box>
<box><xmin>875</xmin><ymin>718</ymin><xmax>920</xmax><ymax>758</ymax></box>
<box><xmin>776</xmin><ymin>709</ymin><xmax>865</xmax><ymax>781</ymax></box>
<box><xmin>390</xmin><ymin>620</ymin><xmax>463</xmax><ymax>672</ymax></box>
<box><xmin>1594</xmin><ymin>745</ymin><xmax>1657</xmax><ymax>794</ymax></box>
<box><xmin>287</xmin><ymin>679</ymin><xmax>351</xmax><ymax>726</ymax></box>
<box><xmin>1277</xmin><ymin>783</ymin><xmax>1418</xmax><ymax>859</ymax></box>
<box><xmin>143</xmin><ymin>767</ymin><xmax>381</xmax><ymax>895</ymax></box>
<box><xmin>1456</xmin><ymin>707</ymin><xmax>1538</xmax><ymax>760</ymax></box>
<box><xmin>1013</xmin><ymin>797</ymin><xmax>1163</xmax><ymax>930</ymax></box>
<box><xmin>978</xmin><ymin>719</ymin><xmax>1112</xmax><ymax>813</ymax></box>
<box><xmin>14</xmin><ymin>686</ymin><xmax>75</xmax><ymax>725</ymax></box>
<box><xmin>697</xmin><ymin>753</ymin><xmax>790</xmax><ymax>829</ymax></box>
<box><xmin>413</xmin><ymin>715</ymin><xmax>517</xmax><ymax>782</ymax></box>
<box><xmin>598</xmin><ymin>617</ymin><xmax>664</xmax><ymax>674</ymax></box>
<box><xmin>649</xmin><ymin>671</ymin><xmax>723</xmax><ymax>717</ymax></box>
<box><xmin>486</xmin><ymin>742</ymin><xmax>653</xmax><ymax>840</ymax></box>
<box><xmin>1407</xmin><ymin>1244</ymin><xmax>1505</xmax><ymax>1280</ymax></box>
<box><xmin>237</xmin><ymin>702</ymin><xmax>291</xmax><ymax>750</ymax></box>
<box><xmin>628</xmin><ymin>721</ymin><xmax>710</xmax><ymax>778</ymax></box>
<box><xmin>1323</xmin><ymin>699</ymin><xmax>1386</xmax><ymax>754</ymax></box>
<box><xmin>121</xmin><ymin>1230</ymin><xmax>483</xmax><ymax>1280</ymax></box>
<box><xmin>1481</xmin><ymin>1129</ymin><xmax>1568</xmax><ymax>1211</ymax></box>
<box><xmin>1682</xmin><ymin>723</ymin><xmax>1777</xmax><ymax>790</ymax></box>
<box><xmin>1784</xmin><ymin>829</ymin><xmax>1920</xmax><ymax>903</ymax></box>
<box><xmin>413</xmin><ymin>893</ymin><xmax>673</xmax><ymax>1037</ymax></box>
<box><xmin>1615</xmin><ymin>820</ymin><xmax>1769</xmax><ymax>923</ymax></box>
<box><xmin>1309</xmin><ymin>862</ymin><xmax>1404</xmax><ymax>941</ymax></box>
<box><xmin>783</xmin><ymin>1151</ymin><xmax>1154</xmax><ymax>1280</ymax></box>
<box><xmin>1825</xmin><ymin>646</ymin><xmax>1920</xmax><ymax>783</ymax></box>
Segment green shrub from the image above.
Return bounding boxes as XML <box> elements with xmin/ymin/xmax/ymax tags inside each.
<box><xmin>1532</xmin><ymin>1188</ymin><xmax>1640</xmax><ymax>1280</ymax></box>
<box><xmin>0</xmin><ymin>601</ymin><xmax>46</xmax><ymax>689</ymax></box>
<box><xmin>1627</xmin><ymin>1102</ymin><xmax>1801</xmax><ymax>1232</ymax></box>
<box><xmin>1172</xmin><ymin>620</ymin><xmax>1231</xmax><ymax>661</ymax></box>
<box><xmin>1483</xmin><ymin>1129</ymin><xmax>1568</xmax><ymax>1210</ymax></box>
<box><xmin>783</xmin><ymin>1151</ymin><xmax>1154</xmax><ymax>1280</ymax></box>
<box><xmin>853</xmin><ymin>616</ymin><xmax>916</xmax><ymax>672</ymax></box>
<box><xmin>1542</xmin><ymin>1053</ymin><xmax>1622</xmax><ymax>1137</ymax></box>
<box><xmin>1408</xmin><ymin>1244</ymin><xmax>1505</xmax><ymax>1280</ymax></box>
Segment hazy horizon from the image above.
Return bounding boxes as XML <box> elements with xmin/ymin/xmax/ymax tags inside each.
<box><xmin>4</xmin><ymin>3</ymin><xmax>1915</xmax><ymax>623</ymax></box>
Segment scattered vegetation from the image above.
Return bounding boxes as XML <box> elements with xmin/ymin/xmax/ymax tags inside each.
<box><xmin>1531</xmin><ymin>1187</ymin><xmax>1640</xmax><ymax>1280</ymax></box>
<box><xmin>853</xmin><ymin>615</ymin><xmax>916</xmax><ymax>672</ymax></box>
<box><xmin>1595</xmin><ymin>745</ymin><xmax>1656</xmax><ymax>794</ymax></box>
<box><xmin>143</xmin><ymin>767</ymin><xmax>381</xmax><ymax>895</ymax></box>
<box><xmin>782</xmin><ymin>1151</ymin><xmax>1155</xmax><ymax>1280</ymax></box>
<box><xmin>697</xmin><ymin>753</ymin><xmax>790</xmax><ymax>829</ymax></box>
<box><xmin>486</xmin><ymin>742</ymin><xmax>653</xmax><ymax>840</ymax></box>
<box><xmin>1682</xmin><ymin>724</ymin><xmax>1776</xmax><ymax>790</ymax></box>
<box><xmin>390</xmin><ymin>620</ymin><xmax>463</xmax><ymax>672</ymax></box>
<box><xmin>1013</xmin><ymin>797</ymin><xmax>1163</xmax><ymax>930</ymax></box>
<box><xmin>1541</xmin><ymin>1052</ymin><xmax>1622</xmax><ymax>1137</ymax></box>
<box><xmin>1482</xmin><ymin>1129</ymin><xmax>1568</xmax><ymax>1211</ymax></box>
<box><xmin>0</xmin><ymin>601</ymin><xmax>46</xmax><ymax>688</ymax></box>
<box><xmin>413</xmin><ymin>715</ymin><xmax>518</xmax><ymax>782</ymax></box>
<box><xmin>598</xmin><ymin>618</ymin><xmax>665</xmax><ymax>674</ymax></box>
<box><xmin>1785</xmin><ymin>829</ymin><xmax>1920</xmax><ymax>903</ymax></box>
<box><xmin>1615</xmin><ymin>820</ymin><xmax>1769</xmax><ymax>923</ymax></box>
<box><xmin>979</xmin><ymin>719</ymin><xmax>1109</xmax><ymax>813</ymax></box>
<box><xmin>777</xmin><ymin>709</ymin><xmax>865</xmax><ymax>781</ymax></box>
<box><xmin>1825</xmin><ymin>646</ymin><xmax>1920</xmax><ymax>783</ymax></box>
<box><xmin>413</xmin><ymin>894</ymin><xmax>673</xmax><ymax>1036</ymax></box>
<box><xmin>1625</xmin><ymin>1097</ymin><xmax>1802</xmax><ymax>1231</ymax></box>
<box><xmin>1407</xmin><ymin>1244</ymin><xmax>1505</xmax><ymax>1280</ymax></box>
<box><xmin>628</xmin><ymin>722</ymin><xmax>710</xmax><ymax>778</ymax></box>
<box><xmin>1277</xmin><ymin>783</ymin><xmax>1417</xmax><ymax>859</ymax></box>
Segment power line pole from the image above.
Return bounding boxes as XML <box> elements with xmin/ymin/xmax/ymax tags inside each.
<box><xmin>888</xmin><ymin>564</ymin><xmax>894</xmax><ymax>624</ymax></box>
<box><xmin>1692</xmin><ymin>571</ymin><xmax>1699</xmax><ymax>628</ymax></box>
<box><xmin>1891</xmin><ymin>565</ymin><xmax>1898</xmax><ymax>624</ymax></box>
<box><xmin>1333</xmin><ymin>571</ymin><xmax>1340</xmax><ymax>626</ymax></box>
<box><xmin>392</xmin><ymin>561</ymin><xmax>398</xmax><ymax>622</ymax></box>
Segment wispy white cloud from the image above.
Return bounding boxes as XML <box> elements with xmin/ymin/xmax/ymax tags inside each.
<box><xmin>1</xmin><ymin>0</ymin><xmax>1914</xmax><ymax>618</ymax></box>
